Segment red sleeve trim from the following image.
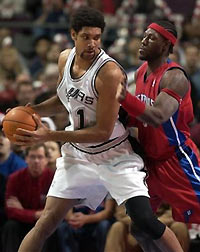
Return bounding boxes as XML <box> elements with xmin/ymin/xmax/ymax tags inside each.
<box><xmin>161</xmin><ymin>88</ymin><xmax>182</xmax><ymax>104</ymax></box>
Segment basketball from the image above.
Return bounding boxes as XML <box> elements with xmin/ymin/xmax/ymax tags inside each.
<box><xmin>2</xmin><ymin>106</ymin><xmax>38</xmax><ymax>142</ymax></box>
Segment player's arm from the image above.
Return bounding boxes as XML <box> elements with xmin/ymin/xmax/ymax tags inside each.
<box><xmin>31</xmin><ymin>49</ymin><xmax>71</xmax><ymax>117</ymax></box>
<box><xmin>117</xmin><ymin>69</ymin><xmax>189</xmax><ymax>127</ymax></box>
<box><xmin>14</xmin><ymin>62</ymin><xmax>123</xmax><ymax>145</ymax></box>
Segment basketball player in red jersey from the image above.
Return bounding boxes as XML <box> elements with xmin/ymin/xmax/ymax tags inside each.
<box><xmin>117</xmin><ymin>20</ymin><xmax>200</xmax><ymax>250</ymax></box>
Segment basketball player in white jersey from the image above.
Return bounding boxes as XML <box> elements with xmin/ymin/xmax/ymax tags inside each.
<box><xmin>17</xmin><ymin>7</ymin><xmax>183</xmax><ymax>252</ymax></box>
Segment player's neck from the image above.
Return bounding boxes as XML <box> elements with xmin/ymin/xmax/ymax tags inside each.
<box><xmin>147</xmin><ymin>57</ymin><xmax>168</xmax><ymax>73</ymax></box>
<box><xmin>72</xmin><ymin>49</ymin><xmax>101</xmax><ymax>78</ymax></box>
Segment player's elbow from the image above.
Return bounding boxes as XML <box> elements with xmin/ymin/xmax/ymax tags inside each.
<box><xmin>101</xmin><ymin>132</ymin><xmax>112</xmax><ymax>142</ymax></box>
<box><xmin>97</xmin><ymin>129</ymin><xmax>112</xmax><ymax>142</ymax></box>
<box><xmin>141</xmin><ymin>107</ymin><xmax>166</xmax><ymax>127</ymax></box>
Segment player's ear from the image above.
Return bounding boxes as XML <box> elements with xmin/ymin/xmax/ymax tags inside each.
<box><xmin>71</xmin><ymin>29</ymin><xmax>77</xmax><ymax>41</ymax></box>
<box><xmin>163</xmin><ymin>40</ymin><xmax>171</xmax><ymax>54</ymax></box>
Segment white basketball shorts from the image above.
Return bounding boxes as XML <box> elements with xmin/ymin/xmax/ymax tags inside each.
<box><xmin>47</xmin><ymin>139</ymin><xmax>149</xmax><ymax>210</ymax></box>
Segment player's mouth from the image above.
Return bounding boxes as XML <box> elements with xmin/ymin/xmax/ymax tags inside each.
<box><xmin>139</xmin><ymin>47</ymin><xmax>146</xmax><ymax>53</ymax></box>
<box><xmin>86</xmin><ymin>50</ymin><xmax>95</xmax><ymax>55</ymax></box>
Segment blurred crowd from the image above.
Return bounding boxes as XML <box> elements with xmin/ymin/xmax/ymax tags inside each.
<box><xmin>1</xmin><ymin>0</ymin><xmax>200</xmax><ymax>251</ymax></box>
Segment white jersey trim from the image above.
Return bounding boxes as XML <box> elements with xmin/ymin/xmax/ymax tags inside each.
<box><xmin>70</xmin><ymin>131</ymin><xmax>129</xmax><ymax>154</ymax></box>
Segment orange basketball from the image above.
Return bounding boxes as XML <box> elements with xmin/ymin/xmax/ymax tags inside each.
<box><xmin>2</xmin><ymin>106</ymin><xmax>38</xmax><ymax>142</ymax></box>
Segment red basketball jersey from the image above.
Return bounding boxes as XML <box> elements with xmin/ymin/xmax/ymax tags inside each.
<box><xmin>135</xmin><ymin>59</ymin><xmax>194</xmax><ymax>160</ymax></box>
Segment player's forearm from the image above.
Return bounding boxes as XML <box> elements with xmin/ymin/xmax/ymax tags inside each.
<box><xmin>47</xmin><ymin>126</ymin><xmax>111</xmax><ymax>143</ymax></box>
<box><xmin>32</xmin><ymin>95</ymin><xmax>66</xmax><ymax>117</ymax></box>
<box><xmin>120</xmin><ymin>91</ymin><xmax>169</xmax><ymax>127</ymax></box>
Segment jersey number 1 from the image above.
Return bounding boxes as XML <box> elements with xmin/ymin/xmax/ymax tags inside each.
<box><xmin>77</xmin><ymin>109</ymin><xmax>84</xmax><ymax>129</ymax></box>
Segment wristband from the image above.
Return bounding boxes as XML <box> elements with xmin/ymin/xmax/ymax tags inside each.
<box><xmin>121</xmin><ymin>92</ymin><xmax>146</xmax><ymax>117</ymax></box>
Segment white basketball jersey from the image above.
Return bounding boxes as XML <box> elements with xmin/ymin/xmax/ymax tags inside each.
<box><xmin>57</xmin><ymin>47</ymin><xmax>129</xmax><ymax>154</ymax></box>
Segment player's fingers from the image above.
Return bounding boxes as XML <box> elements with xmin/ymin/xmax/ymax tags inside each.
<box><xmin>32</xmin><ymin>114</ymin><xmax>42</xmax><ymax>126</ymax></box>
<box><xmin>25</xmin><ymin>103</ymin><xmax>31</xmax><ymax>107</ymax></box>
<box><xmin>16</xmin><ymin>128</ymin><xmax>35</xmax><ymax>136</ymax></box>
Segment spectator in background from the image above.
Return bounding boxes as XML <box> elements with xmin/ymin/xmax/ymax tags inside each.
<box><xmin>183</xmin><ymin>43</ymin><xmax>200</xmax><ymax>122</ymax></box>
<box><xmin>0</xmin><ymin>173</ymin><xmax>7</xmax><ymax>250</ymax></box>
<box><xmin>35</xmin><ymin>63</ymin><xmax>59</xmax><ymax>103</ymax></box>
<box><xmin>14</xmin><ymin>75</ymin><xmax>36</xmax><ymax>107</ymax></box>
<box><xmin>29</xmin><ymin>35</ymin><xmax>51</xmax><ymax>79</ymax></box>
<box><xmin>52</xmin><ymin>110</ymin><xmax>69</xmax><ymax>131</ymax></box>
<box><xmin>53</xmin><ymin>33</ymin><xmax>73</xmax><ymax>51</ymax></box>
<box><xmin>47</xmin><ymin>42</ymin><xmax>62</xmax><ymax>64</ymax></box>
<box><xmin>0</xmin><ymin>112</ymin><xmax>4</xmax><ymax>125</ymax></box>
<box><xmin>44</xmin><ymin>141</ymin><xmax>61</xmax><ymax>172</ymax></box>
<box><xmin>0</xmin><ymin>28</ymin><xmax>11</xmax><ymax>45</ymax></box>
<box><xmin>65</xmin><ymin>0</ymin><xmax>87</xmax><ymax>13</ymax></box>
<box><xmin>105</xmin><ymin>203</ymin><xmax>190</xmax><ymax>252</ymax></box>
<box><xmin>0</xmin><ymin>0</ymin><xmax>26</xmax><ymax>20</ymax></box>
<box><xmin>1</xmin><ymin>143</ymin><xmax>64</xmax><ymax>252</ymax></box>
<box><xmin>33</xmin><ymin>0</ymin><xmax>69</xmax><ymax>39</ymax></box>
<box><xmin>0</xmin><ymin>47</ymin><xmax>28</xmax><ymax>84</ymax></box>
<box><xmin>25</xmin><ymin>0</ymin><xmax>42</xmax><ymax>20</ymax></box>
<box><xmin>41</xmin><ymin>117</ymin><xmax>57</xmax><ymax>131</ymax></box>
<box><xmin>63</xmin><ymin>194</ymin><xmax>116</xmax><ymax>252</ymax></box>
<box><xmin>105</xmin><ymin>204</ymin><xmax>142</xmax><ymax>252</ymax></box>
<box><xmin>0</xmin><ymin>72</ymin><xmax>16</xmax><ymax>113</ymax></box>
<box><xmin>42</xmin><ymin>63</ymin><xmax>58</xmax><ymax>94</ymax></box>
<box><xmin>183</xmin><ymin>44</ymin><xmax>200</xmax><ymax>92</ymax></box>
<box><xmin>0</xmin><ymin>128</ymin><xmax>26</xmax><ymax>177</ymax></box>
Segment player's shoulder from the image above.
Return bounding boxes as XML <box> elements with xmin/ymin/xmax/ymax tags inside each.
<box><xmin>161</xmin><ymin>67</ymin><xmax>189</xmax><ymax>94</ymax></box>
<box><xmin>98</xmin><ymin>60</ymin><xmax>124</xmax><ymax>80</ymax></box>
<box><xmin>57</xmin><ymin>48</ymin><xmax>72</xmax><ymax>74</ymax></box>
<box><xmin>58</xmin><ymin>49</ymin><xmax>71</xmax><ymax>65</ymax></box>
<box><xmin>162</xmin><ymin>67</ymin><xmax>188</xmax><ymax>84</ymax></box>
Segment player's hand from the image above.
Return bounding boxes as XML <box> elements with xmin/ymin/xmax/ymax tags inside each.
<box><xmin>5</xmin><ymin>103</ymin><xmax>31</xmax><ymax>114</ymax></box>
<box><xmin>13</xmin><ymin>114</ymin><xmax>50</xmax><ymax>146</ymax></box>
<box><xmin>116</xmin><ymin>82</ymin><xmax>127</xmax><ymax>103</ymax></box>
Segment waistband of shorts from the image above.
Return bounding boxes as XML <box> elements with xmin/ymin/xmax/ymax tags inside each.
<box><xmin>70</xmin><ymin>131</ymin><xmax>129</xmax><ymax>154</ymax></box>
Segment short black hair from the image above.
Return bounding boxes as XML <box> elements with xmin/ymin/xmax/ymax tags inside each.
<box><xmin>154</xmin><ymin>20</ymin><xmax>177</xmax><ymax>53</ymax></box>
<box><xmin>69</xmin><ymin>6</ymin><xmax>105</xmax><ymax>33</ymax></box>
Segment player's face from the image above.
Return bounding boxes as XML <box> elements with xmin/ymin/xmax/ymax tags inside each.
<box><xmin>71</xmin><ymin>27</ymin><xmax>102</xmax><ymax>60</ymax></box>
<box><xmin>139</xmin><ymin>28</ymin><xmax>166</xmax><ymax>61</ymax></box>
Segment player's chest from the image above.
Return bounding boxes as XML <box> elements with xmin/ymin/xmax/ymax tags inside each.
<box><xmin>136</xmin><ymin>75</ymin><xmax>160</xmax><ymax>100</ymax></box>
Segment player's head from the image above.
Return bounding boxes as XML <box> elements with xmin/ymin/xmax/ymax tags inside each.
<box><xmin>70</xmin><ymin>6</ymin><xmax>105</xmax><ymax>34</ymax></box>
<box><xmin>139</xmin><ymin>20</ymin><xmax>177</xmax><ymax>61</ymax></box>
<box><xmin>70</xmin><ymin>6</ymin><xmax>105</xmax><ymax>60</ymax></box>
